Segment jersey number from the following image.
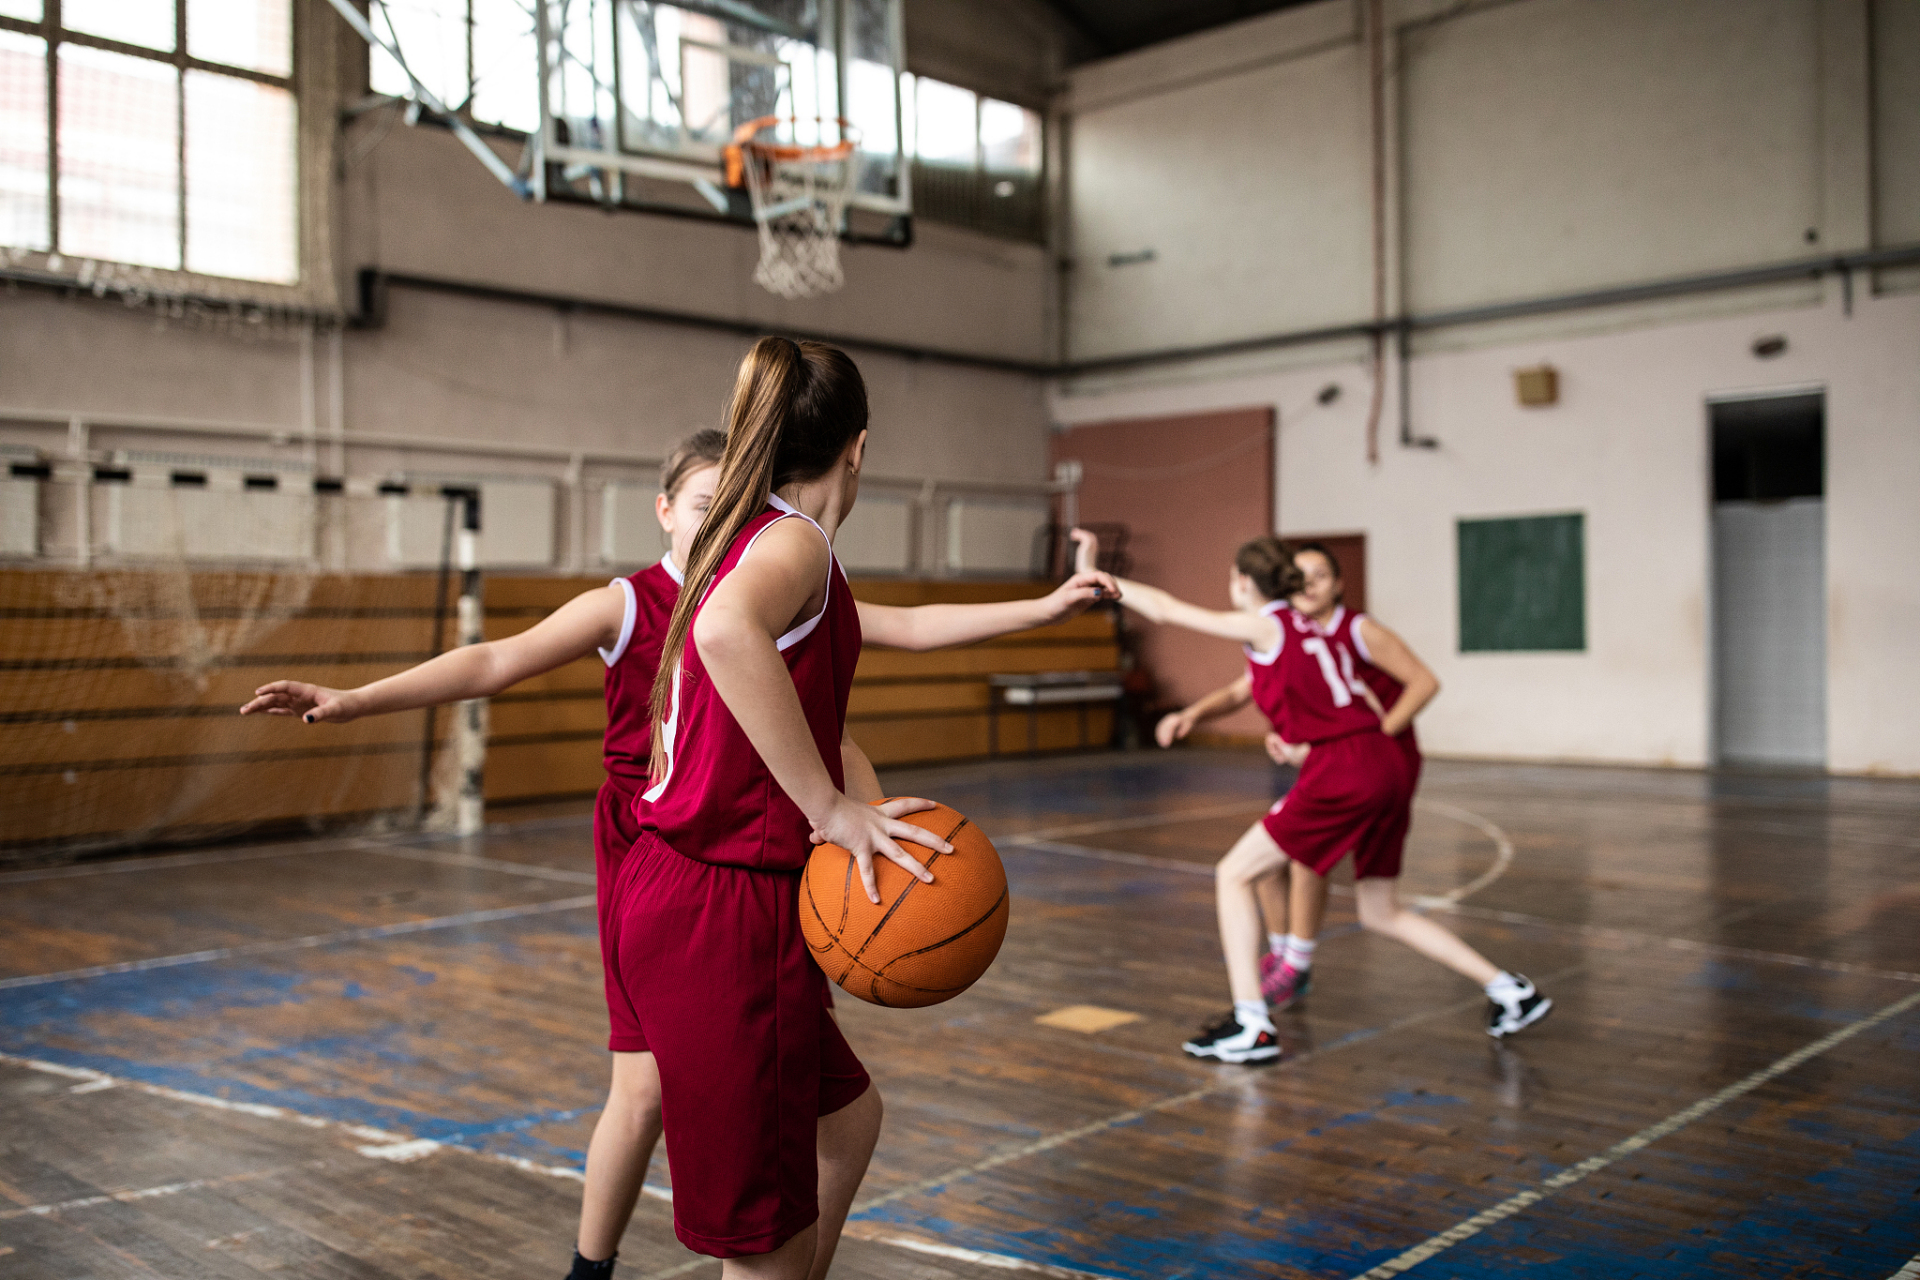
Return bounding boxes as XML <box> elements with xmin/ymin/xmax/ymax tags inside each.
<box><xmin>1300</xmin><ymin>637</ymin><xmax>1352</xmax><ymax>707</ymax></box>
<box><xmin>1302</xmin><ymin>636</ymin><xmax>1372</xmax><ymax>708</ymax></box>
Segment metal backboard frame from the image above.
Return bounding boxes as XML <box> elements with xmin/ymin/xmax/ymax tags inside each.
<box><xmin>531</xmin><ymin>0</ymin><xmax>910</xmax><ymax>219</ymax></box>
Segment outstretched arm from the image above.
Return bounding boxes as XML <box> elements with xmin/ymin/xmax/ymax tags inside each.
<box><xmin>1073</xmin><ymin>525</ymin><xmax>1277</xmax><ymax>648</ymax></box>
<box><xmin>856</xmin><ymin>567</ymin><xmax>1117</xmax><ymax>651</ymax></box>
<box><xmin>1358</xmin><ymin>616</ymin><xmax>1439</xmax><ymax>737</ymax></box>
<box><xmin>240</xmin><ymin>584</ymin><xmax>625</xmax><ymax>724</ymax></box>
<box><xmin>1156</xmin><ymin>672</ymin><xmax>1253</xmax><ymax>747</ymax></box>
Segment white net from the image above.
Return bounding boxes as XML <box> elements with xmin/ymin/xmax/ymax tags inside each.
<box><xmin>735</xmin><ymin>123</ymin><xmax>860</xmax><ymax>300</ymax></box>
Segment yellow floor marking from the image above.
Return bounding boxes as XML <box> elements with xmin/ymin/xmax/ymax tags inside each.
<box><xmin>1035</xmin><ymin>1005</ymin><xmax>1143</xmax><ymax>1033</ymax></box>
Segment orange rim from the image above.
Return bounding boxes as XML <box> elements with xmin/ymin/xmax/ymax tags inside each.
<box><xmin>724</xmin><ymin>115</ymin><xmax>858</xmax><ymax>187</ymax></box>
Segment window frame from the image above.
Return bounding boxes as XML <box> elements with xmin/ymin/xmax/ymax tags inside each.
<box><xmin>0</xmin><ymin>0</ymin><xmax>298</xmax><ymax>277</ymax></box>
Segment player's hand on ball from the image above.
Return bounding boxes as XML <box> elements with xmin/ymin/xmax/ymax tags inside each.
<box><xmin>1155</xmin><ymin>709</ymin><xmax>1195</xmax><ymax>748</ymax></box>
<box><xmin>240</xmin><ymin>681</ymin><xmax>355</xmax><ymax>724</ymax></box>
<box><xmin>810</xmin><ymin>794</ymin><xmax>945</xmax><ymax>904</ymax></box>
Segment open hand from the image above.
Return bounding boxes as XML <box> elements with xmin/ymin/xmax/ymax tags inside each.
<box><xmin>1040</xmin><ymin>569</ymin><xmax>1121</xmax><ymax>623</ymax></box>
<box><xmin>808</xmin><ymin>795</ymin><xmax>945</xmax><ymax>904</ymax></box>
<box><xmin>240</xmin><ymin>681</ymin><xmax>356</xmax><ymax>724</ymax></box>
<box><xmin>1155</xmin><ymin>709</ymin><xmax>1199</xmax><ymax>748</ymax></box>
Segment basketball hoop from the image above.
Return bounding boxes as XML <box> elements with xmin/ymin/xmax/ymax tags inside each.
<box><xmin>724</xmin><ymin>116</ymin><xmax>861</xmax><ymax>300</ymax></box>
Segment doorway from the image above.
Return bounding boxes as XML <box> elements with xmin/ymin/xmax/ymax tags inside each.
<box><xmin>1709</xmin><ymin>392</ymin><xmax>1825</xmax><ymax>768</ymax></box>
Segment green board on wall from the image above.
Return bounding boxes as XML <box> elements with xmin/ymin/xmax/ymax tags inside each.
<box><xmin>1457</xmin><ymin>513</ymin><xmax>1585</xmax><ymax>652</ymax></box>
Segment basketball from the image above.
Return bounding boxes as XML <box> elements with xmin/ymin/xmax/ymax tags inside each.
<box><xmin>800</xmin><ymin>801</ymin><xmax>1010</xmax><ymax>1008</ymax></box>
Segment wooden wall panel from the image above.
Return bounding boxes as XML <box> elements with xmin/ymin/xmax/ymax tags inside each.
<box><xmin>0</xmin><ymin>568</ymin><xmax>1122</xmax><ymax>851</ymax></box>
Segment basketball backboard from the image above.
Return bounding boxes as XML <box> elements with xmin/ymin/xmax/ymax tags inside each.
<box><xmin>332</xmin><ymin>0</ymin><xmax>908</xmax><ymax>223</ymax></box>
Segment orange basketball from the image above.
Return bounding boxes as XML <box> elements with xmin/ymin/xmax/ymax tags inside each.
<box><xmin>800</xmin><ymin>801</ymin><xmax>1009</xmax><ymax>1008</ymax></box>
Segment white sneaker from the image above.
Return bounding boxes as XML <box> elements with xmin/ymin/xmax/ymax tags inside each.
<box><xmin>1182</xmin><ymin>1011</ymin><xmax>1282</xmax><ymax>1064</ymax></box>
<box><xmin>1486</xmin><ymin>974</ymin><xmax>1553</xmax><ymax>1038</ymax></box>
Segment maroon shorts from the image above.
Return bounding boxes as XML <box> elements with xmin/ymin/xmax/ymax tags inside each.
<box><xmin>606</xmin><ymin>830</ymin><xmax>871</xmax><ymax>1258</ymax></box>
<box><xmin>1262</xmin><ymin>730</ymin><xmax>1414</xmax><ymax>880</ymax></box>
<box><xmin>596</xmin><ymin>776</ymin><xmax>649</xmax><ymax>1052</ymax></box>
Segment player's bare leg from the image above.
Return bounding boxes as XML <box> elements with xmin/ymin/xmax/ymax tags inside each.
<box><xmin>1214</xmin><ymin>821</ymin><xmax>1291</xmax><ymax>1005</ymax></box>
<box><xmin>806</xmin><ymin>1083</ymin><xmax>882</xmax><ymax>1280</ymax></box>
<box><xmin>576</xmin><ymin>1051</ymin><xmax>664</xmax><ymax>1264</ymax></box>
<box><xmin>1352</xmin><ymin>877</ymin><xmax>1498</xmax><ymax>982</ymax></box>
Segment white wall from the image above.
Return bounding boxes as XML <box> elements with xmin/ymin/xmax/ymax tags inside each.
<box><xmin>1049</xmin><ymin>288</ymin><xmax>1920</xmax><ymax>775</ymax></box>
<box><xmin>1064</xmin><ymin>0</ymin><xmax>1918</xmax><ymax>358</ymax></box>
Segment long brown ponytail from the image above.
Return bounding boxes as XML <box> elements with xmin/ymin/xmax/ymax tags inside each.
<box><xmin>648</xmin><ymin>336</ymin><xmax>869</xmax><ymax>778</ymax></box>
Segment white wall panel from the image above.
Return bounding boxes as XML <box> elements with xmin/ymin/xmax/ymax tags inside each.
<box><xmin>946</xmin><ymin>497</ymin><xmax>1048</xmax><ymax>574</ymax></box>
<box><xmin>1874</xmin><ymin>0</ymin><xmax>1920</xmax><ymax>259</ymax></box>
<box><xmin>105</xmin><ymin>483</ymin><xmax>316</xmax><ymax>563</ymax></box>
<box><xmin>1400</xmin><ymin>0</ymin><xmax>1822</xmax><ymax>311</ymax></box>
<box><xmin>601</xmin><ymin>482</ymin><xmax>665</xmax><ymax>569</ymax></box>
<box><xmin>836</xmin><ymin>494</ymin><xmax>915</xmax><ymax>574</ymax></box>
<box><xmin>386</xmin><ymin>479</ymin><xmax>556</xmax><ymax>569</ymax></box>
<box><xmin>0</xmin><ymin>478</ymin><xmax>38</xmax><ymax>557</ymax></box>
<box><xmin>1068</xmin><ymin>40</ymin><xmax>1369</xmax><ymax>359</ymax></box>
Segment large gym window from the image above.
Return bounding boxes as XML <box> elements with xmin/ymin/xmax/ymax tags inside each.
<box><xmin>902</xmin><ymin>72</ymin><xmax>1043</xmax><ymax>242</ymax></box>
<box><xmin>0</xmin><ymin>1</ymin><xmax>298</xmax><ymax>284</ymax></box>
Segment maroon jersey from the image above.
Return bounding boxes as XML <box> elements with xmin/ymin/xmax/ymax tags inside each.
<box><xmin>1245</xmin><ymin>601</ymin><xmax>1381</xmax><ymax>745</ymax></box>
<box><xmin>1328</xmin><ymin>606</ymin><xmax>1419</xmax><ymax>759</ymax></box>
<box><xmin>638</xmin><ymin>495</ymin><xmax>860</xmax><ymax>871</ymax></box>
<box><xmin>600</xmin><ymin>556</ymin><xmax>683</xmax><ymax>783</ymax></box>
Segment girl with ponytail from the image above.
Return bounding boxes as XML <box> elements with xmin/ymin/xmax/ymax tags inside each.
<box><xmin>605</xmin><ymin>337</ymin><xmax>1117</xmax><ymax>1279</ymax></box>
<box><xmin>1074</xmin><ymin>530</ymin><xmax>1549</xmax><ymax>1067</ymax></box>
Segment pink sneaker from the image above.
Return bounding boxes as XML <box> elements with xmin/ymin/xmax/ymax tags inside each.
<box><xmin>1259</xmin><ymin>954</ymin><xmax>1313</xmax><ymax>1009</ymax></box>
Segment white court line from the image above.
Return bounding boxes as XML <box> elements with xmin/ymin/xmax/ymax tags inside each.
<box><xmin>0</xmin><ymin>837</ymin><xmax>372</xmax><ymax>885</ymax></box>
<box><xmin>0</xmin><ymin>896</ymin><xmax>595</xmax><ymax>990</ymax></box>
<box><xmin>1013</xmin><ymin>798</ymin><xmax>1518</xmax><ymax>910</ymax></box>
<box><xmin>843</xmin><ymin>1230</ymin><xmax>1123</xmax><ymax>1279</ymax></box>
<box><xmin>1888</xmin><ymin>1251</ymin><xmax>1920</xmax><ymax>1280</ymax></box>
<box><xmin>1351</xmin><ymin>986</ymin><xmax>1920</xmax><ymax>1278</ymax></box>
<box><xmin>0</xmin><ymin>1162</ymin><xmax>324</xmax><ymax>1220</ymax></box>
<box><xmin>1013</xmin><ymin>799</ymin><xmax>1270</xmax><ymax>842</ymax></box>
<box><xmin>351</xmin><ymin>841</ymin><xmax>598</xmax><ymax>886</ymax></box>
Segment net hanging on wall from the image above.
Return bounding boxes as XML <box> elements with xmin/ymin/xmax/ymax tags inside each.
<box><xmin>725</xmin><ymin>116</ymin><xmax>861</xmax><ymax>300</ymax></box>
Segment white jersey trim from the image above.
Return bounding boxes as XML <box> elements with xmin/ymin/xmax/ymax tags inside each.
<box><xmin>659</xmin><ymin>551</ymin><xmax>685</xmax><ymax>586</ymax></box>
<box><xmin>598</xmin><ymin>577</ymin><xmax>638</xmax><ymax>667</ymax></box>
<box><xmin>762</xmin><ymin>494</ymin><xmax>837</xmax><ymax>652</ymax></box>
<box><xmin>1349</xmin><ymin>611</ymin><xmax>1374</xmax><ymax>664</ymax></box>
<box><xmin>639</xmin><ymin>662</ymin><xmax>681</xmax><ymax>804</ymax></box>
<box><xmin>1244</xmin><ymin>600</ymin><xmax>1288</xmax><ymax>666</ymax></box>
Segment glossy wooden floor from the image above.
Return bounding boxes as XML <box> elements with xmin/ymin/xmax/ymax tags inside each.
<box><xmin>3</xmin><ymin>750</ymin><xmax>1917</xmax><ymax>1279</ymax></box>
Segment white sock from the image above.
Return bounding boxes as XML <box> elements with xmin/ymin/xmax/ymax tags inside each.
<box><xmin>1485</xmin><ymin>971</ymin><xmax>1526</xmax><ymax>998</ymax></box>
<box><xmin>1282</xmin><ymin>935</ymin><xmax>1317</xmax><ymax>971</ymax></box>
<box><xmin>1267</xmin><ymin>931</ymin><xmax>1286</xmax><ymax>956</ymax></box>
<box><xmin>1233</xmin><ymin>998</ymin><xmax>1273</xmax><ymax>1030</ymax></box>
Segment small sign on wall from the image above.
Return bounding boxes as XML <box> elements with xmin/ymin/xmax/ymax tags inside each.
<box><xmin>1457</xmin><ymin>512</ymin><xmax>1585</xmax><ymax>651</ymax></box>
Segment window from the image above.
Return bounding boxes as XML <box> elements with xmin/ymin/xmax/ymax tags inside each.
<box><xmin>370</xmin><ymin>0</ymin><xmax>540</xmax><ymax>134</ymax></box>
<box><xmin>0</xmin><ymin>1</ymin><xmax>297</xmax><ymax>284</ymax></box>
<box><xmin>901</xmin><ymin>73</ymin><xmax>1044</xmax><ymax>241</ymax></box>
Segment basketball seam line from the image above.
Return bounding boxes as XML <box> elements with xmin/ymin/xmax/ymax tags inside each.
<box><xmin>820</xmin><ymin>886</ymin><xmax>1010</xmax><ymax>994</ymax></box>
<box><xmin>844</xmin><ymin>813</ymin><xmax>968</xmax><ymax>968</ymax></box>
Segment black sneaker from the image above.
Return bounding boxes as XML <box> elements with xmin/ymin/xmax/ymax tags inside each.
<box><xmin>1486</xmin><ymin>975</ymin><xmax>1552</xmax><ymax>1038</ymax></box>
<box><xmin>1182</xmin><ymin>1012</ymin><xmax>1281</xmax><ymax>1064</ymax></box>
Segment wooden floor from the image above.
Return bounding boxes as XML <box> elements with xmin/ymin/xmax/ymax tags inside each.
<box><xmin>3</xmin><ymin>750</ymin><xmax>1917</xmax><ymax>1279</ymax></box>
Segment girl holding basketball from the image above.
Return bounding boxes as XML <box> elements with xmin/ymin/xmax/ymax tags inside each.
<box><xmin>1079</xmin><ymin>531</ymin><xmax>1548</xmax><ymax>1063</ymax></box>
<box><xmin>609</xmin><ymin>336</ymin><xmax>1115</xmax><ymax>1278</ymax></box>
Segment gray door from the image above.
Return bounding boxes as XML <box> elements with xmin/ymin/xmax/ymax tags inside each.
<box><xmin>1712</xmin><ymin>499</ymin><xmax>1825</xmax><ymax>766</ymax></box>
<box><xmin>1709</xmin><ymin>393</ymin><xmax>1826</xmax><ymax>768</ymax></box>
